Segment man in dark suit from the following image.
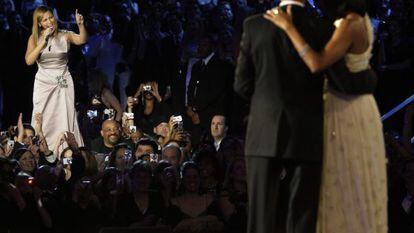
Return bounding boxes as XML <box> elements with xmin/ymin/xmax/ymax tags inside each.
<box><xmin>187</xmin><ymin>35</ymin><xmax>234</xmax><ymax>131</ymax></box>
<box><xmin>234</xmin><ymin>0</ymin><xmax>378</xmax><ymax>233</ymax></box>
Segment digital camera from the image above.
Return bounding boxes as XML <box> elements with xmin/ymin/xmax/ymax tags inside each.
<box><xmin>63</xmin><ymin>158</ymin><xmax>72</xmax><ymax>165</ymax></box>
<box><xmin>172</xmin><ymin>115</ymin><xmax>184</xmax><ymax>131</ymax></box>
<box><xmin>129</xmin><ymin>125</ymin><xmax>137</xmax><ymax>133</ymax></box>
<box><xmin>32</xmin><ymin>136</ymin><xmax>40</xmax><ymax>146</ymax></box>
<box><xmin>124</xmin><ymin>149</ymin><xmax>132</xmax><ymax>161</ymax></box>
<box><xmin>143</xmin><ymin>84</ymin><xmax>152</xmax><ymax>92</ymax></box>
<box><xmin>149</xmin><ymin>153</ymin><xmax>158</xmax><ymax>162</ymax></box>
<box><xmin>0</xmin><ymin>131</ymin><xmax>8</xmax><ymax>137</ymax></box>
<box><xmin>124</xmin><ymin>112</ymin><xmax>134</xmax><ymax>120</ymax></box>
<box><xmin>87</xmin><ymin>110</ymin><xmax>98</xmax><ymax>119</ymax></box>
<box><xmin>103</xmin><ymin>109</ymin><xmax>115</xmax><ymax>120</ymax></box>
<box><xmin>172</xmin><ymin>115</ymin><xmax>182</xmax><ymax>122</ymax></box>
<box><xmin>7</xmin><ymin>139</ymin><xmax>14</xmax><ymax>149</ymax></box>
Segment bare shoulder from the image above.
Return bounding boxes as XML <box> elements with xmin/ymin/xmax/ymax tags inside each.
<box><xmin>27</xmin><ymin>34</ymin><xmax>36</xmax><ymax>44</ymax></box>
<box><xmin>343</xmin><ymin>13</ymin><xmax>370</xmax><ymax>51</ymax></box>
<box><xmin>336</xmin><ymin>13</ymin><xmax>366</xmax><ymax>35</ymax></box>
<box><xmin>343</xmin><ymin>13</ymin><xmax>366</xmax><ymax>27</ymax></box>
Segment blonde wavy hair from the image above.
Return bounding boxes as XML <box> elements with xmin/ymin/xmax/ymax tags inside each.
<box><xmin>32</xmin><ymin>6</ymin><xmax>58</xmax><ymax>45</ymax></box>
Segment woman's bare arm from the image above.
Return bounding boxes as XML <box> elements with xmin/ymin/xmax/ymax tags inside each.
<box><xmin>264</xmin><ymin>7</ymin><xmax>356</xmax><ymax>73</ymax></box>
<box><xmin>102</xmin><ymin>88</ymin><xmax>123</xmax><ymax>121</ymax></box>
<box><xmin>25</xmin><ymin>34</ymin><xmax>47</xmax><ymax>65</ymax></box>
<box><xmin>66</xmin><ymin>9</ymin><xmax>88</xmax><ymax>45</ymax></box>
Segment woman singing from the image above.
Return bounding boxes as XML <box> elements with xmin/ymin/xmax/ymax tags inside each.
<box><xmin>25</xmin><ymin>6</ymin><xmax>87</xmax><ymax>149</ymax></box>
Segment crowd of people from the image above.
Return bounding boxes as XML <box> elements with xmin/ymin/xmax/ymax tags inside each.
<box><xmin>0</xmin><ymin>0</ymin><xmax>412</xmax><ymax>233</ymax></box>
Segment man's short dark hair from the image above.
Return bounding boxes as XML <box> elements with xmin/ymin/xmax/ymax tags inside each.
<box><xmin>212</xmin><ymin>114</ymin><xmax>227</xmax><ymax>125</ymax></box>
<box><xmin>135</xmin><ymin>138</ymin><xmax>159</xmax><ymax>154</ymax></box>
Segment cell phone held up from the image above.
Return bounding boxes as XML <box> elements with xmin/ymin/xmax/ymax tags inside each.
<box><xmin>172</xmin><ymin>115</ymin><xmax>184</xmax><ymax>131</ymax></box>
<box><xmin>63</xmin><ymin>158</ymin><xmax>72</xmax><ymax>166</ymax></box>
<box><xmin>124</xmin><ymin>112</ymin><xmax>134</xmax><ymax>120</ymax></box>
<box><xmin>129</xmin><ymin>126</ymin><xmax>137</xmax><ymax>133</ymax></box>
<box><xmin>143</xmin><ymin>84</ymin><xmax>152</xmax><ymax>92</ymax></box>
<box><xmin>103</xmin><ymin>109</ymin><xmax>115</xmax><ymax>120</ymax></box>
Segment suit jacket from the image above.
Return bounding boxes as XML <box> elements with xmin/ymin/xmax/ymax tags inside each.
<box><xmin>188</xmin><ymin>54</ymin><xmax>234</xmax><ymax>128</ymax></box>
<box><xmin>234</xmin><ymin>6</ymin><xmax>377</xmax><ymax>161</ymax></box>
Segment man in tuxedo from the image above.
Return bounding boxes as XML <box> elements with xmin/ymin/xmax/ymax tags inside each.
<box><xmin>234</xmin><ymin>0</ymin><xmax>378</xmax><ymax>233</ymax></box>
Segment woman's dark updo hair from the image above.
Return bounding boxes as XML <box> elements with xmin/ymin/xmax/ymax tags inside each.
<box><xmin>320</xmin><ymin>0</ymin><xmax>368</xmax><ymax>19</ymax></box>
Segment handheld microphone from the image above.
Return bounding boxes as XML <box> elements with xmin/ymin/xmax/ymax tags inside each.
<box><xmin>46</xmin><ymin>26</ymin><xmax>53</xmax><ymax>51</ymax></box>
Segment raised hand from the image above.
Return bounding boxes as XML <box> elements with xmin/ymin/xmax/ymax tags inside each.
<box><xmin>134</xmin><ymin>84</ymin><xmax>144</xmax><ymax>97</ymax></box>
<box><xmin>53</xmin><ymin>132</ymin><xmax>66</xmax><ymax>158</ymax></box>
<box><xmin>168</xmin><ymin>115</ymin><xmax>177</xmax><ymax>133</ymax></box>
<box><xmin>186</xmin><ymin>107</ymin><xmax>200</xmax><ymax>125</ymax></box>
<box><xmin>65</xmin><ymin>131</ymin><xmax>79</xmax><ymax>151</ymax></box>
<box><xmin>264</xmin><ymin>6</ymin><xmax>294</xmax><ymax>31</ymax></box>
<box><xmin>42</xmin><ymin>26</ymin><xmax>54</xmax><ymax>37</ymax></box>
<box><xmin>17</xmin><ymin>113</ymin><xmax>24</xmax><ymax>143</ymax></box>
<box><xmin>56</xmin><ymin>132</ymin><xmax>66</xmax><ymax>148</ymax></box>
<box><xmin>150</xmin><ymin>82</ymin><xmax>162</xmax><ymax>102</ymax></box>
<box><xmin>75</xmin><ymin>9</ymin><xmax>84</xmax><ymax>26</ymax></box>
<box><xmin>28</xmin><ymin>144</ymin><xmax>40</xmax><ymax>158</ymax></box>
<box><xmin>172</xmin><ymin>130</ymin><xmax>185</xmax><ymax>142</ymax></box>
<box><xmin>34</xmin><ymin>113</ymin><xmax>43</xmax><ymax>136</ymax></box>
<box><xmin>127</xmin><ymin>96</ymin><xmax>136</xmax><ymax>108</ymax></box>
<box><xmin>38</xmin><ymin>135</ymin><xmax>52</xmax><ymax>155</ymax></box>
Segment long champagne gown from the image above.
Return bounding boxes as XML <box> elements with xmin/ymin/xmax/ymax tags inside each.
<box><xmin>31</xmin><ymin>31</ymin><xmax>84</xmax><ymax>150</ymax></box>
<box><xmin>317</xmin><ymin>15</ymin><xmax>388</xmax><ymax>233</ymax></box>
